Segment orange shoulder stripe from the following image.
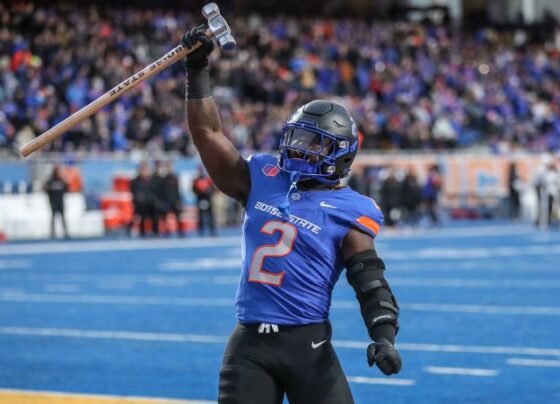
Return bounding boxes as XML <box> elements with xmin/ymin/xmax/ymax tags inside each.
<box><xmin>356</xmin><ymin>216</ymin><xmax>380</xmax><ymax>234</ymax></box>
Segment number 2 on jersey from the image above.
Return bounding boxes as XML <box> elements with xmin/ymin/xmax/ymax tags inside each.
<box><xmin>248</xmin><ymin>220</ymin><xmax>297</xmax><ymax>287</ymax></box>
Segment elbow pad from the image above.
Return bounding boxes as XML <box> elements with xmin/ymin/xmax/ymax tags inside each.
<box><xmin>345</xmin><ymin>250</ymin><xmax>399</xmax><ymax>341</ymax></box>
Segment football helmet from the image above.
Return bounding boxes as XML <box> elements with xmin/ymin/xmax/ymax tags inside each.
<box><xmin>279</xmin><ymin>100</ymin><xmax>358</xmax><ymax>184</ymax></box>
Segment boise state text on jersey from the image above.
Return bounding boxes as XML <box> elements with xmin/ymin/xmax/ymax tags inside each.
<box><xmin>236</xmin><ymin>154</ymin><xmax>384</xmax><ymax>325</ymax></box>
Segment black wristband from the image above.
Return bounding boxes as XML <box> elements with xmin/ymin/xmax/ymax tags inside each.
<box><xmin>185</xmin><ymin>66</ymin><xmax>212</xmax><ymax>100</ymax></box>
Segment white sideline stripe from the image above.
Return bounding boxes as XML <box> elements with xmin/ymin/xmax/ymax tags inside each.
<box><xmin>141</xmin><ymin>275</ymin><xmax>560</xmax><ymax>288</ymax></box>
<box><xmin>0</xmin><ymin>224</ymin><xmax>545</xmax><ymax>257</ymax></box>
<box><xmin>389</xmin><ymin>263</ymin><xmax>560</xmax><ymax>273</ymax></box>
<box><xmin>0</xmin><ymin>388</ymin><xmax>216</xmax><ymax>404</ymax></box>
<box><xmin>146</xmin><ymin>277</ymin><xmax>189</xmax><ymax>287</ymax></box>
<box><xmin>160</xmin><ymin>259</ymin><xmax>242</xmax><ymax>271</ymax></box>
<box><xmin>424</xmin><ymin>366</ymin><xmax>499</xmax><ymax>377</ymax></box>
<box><xmin>390</xmin><ymin>278</ymin><xmax>560</xmax><ymax>288</ymax></box>
<box><xmin>2</xmin><ymin>243</ymin><xmax>559</xmax><ymax>261</ymax></box>
<box><xmin>0</xmin><ymin>327</ymin><xmax>227</xmax><ymax>344</ymax></box>
<box><xmin>0</xmin><ymin>237</ymin><xmax>241</xmax><ymax>256</ymax></box>
<box><xmin>346</xmin><ymin>376</ymin><xmax>415</xmax><ymax>386</ymax></box>
<box><xmin>506</xmin><ymin>358</ymin><xmax>560</xmax><ymax>368</ymax></box>
<box><xmin>2</xmin><ymin>292</ymin><xmax>560</xmax><ymax>316</ymax></box>
<box><xmin>334</xmin><ymin>341</ymin><xmax>560</xmax><ymax>356</ymax></box>
<box><xmin>45</xmin><ymin>284</ymin><xmax>81</xmax><ymax>293</ymax></box>
<box><xmin>5</xmin><ymin>273</ymin><xmax>560</xmax><ymax>288</ymax></box>
<box><xmin>0</xmin><ymin>259</ymin><xmax>31</xmax><ymax>269</ymax></box>
<box><xmin>97</xmin><ymin>282</ymin><xmax>135</xmax><ymax>291</ymax></box>
<box><xmin>0</xmin><ymin>288</ymin><xmax>24</xmax><ymax>294</ymax></box>
<box><xmin>333</xmin><ymin>300</ymin><xmax>560</xmax><ymax>316</ymax></box>
<box><xmin>399</xmin><ymin>302</ymin><xmax>560</xmax><ymax>315</ymax></box>
<box><xmin>1</xmin><ymin>327</ymin><xmax>559</xmax><ymax>357</ymax></box>
<box><xmin>380</xmin><ymin>224</ymin><xmax>534</xmax><ymax>239</ymax></box>
<box><xmin>381</xmin><ymin>244</ymin><xmax>560</xmax><ymax>260</ymax></box>
<box><xmin>0</xmin><ymin>292</ymin><xmax>233</xmax><ymax>306</ymax></box>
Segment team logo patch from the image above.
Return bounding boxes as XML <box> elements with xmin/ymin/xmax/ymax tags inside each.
<box><xmin>262</xmin><ymin>163</ymin><xmax>280</xmax><ymax>177</ymax></box>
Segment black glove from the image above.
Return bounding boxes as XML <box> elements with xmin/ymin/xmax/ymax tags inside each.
<box><xmin>181</xmin><ymin>24</ymin><xmax>215</xmax><ymax>69</ymax></box>
<box><xmin>367</xmin><ymin>338</ymin><xmax>402</xmax><ymax>375</ymax></box>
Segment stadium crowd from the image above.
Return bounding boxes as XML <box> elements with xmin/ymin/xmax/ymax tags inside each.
<box><xmin>2</xmin><ymin>1</ymin><xmax>560</xmax><ymax>155</ymax></box>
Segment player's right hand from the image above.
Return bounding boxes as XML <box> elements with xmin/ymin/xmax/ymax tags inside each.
<box><xmin>181</xmin><ymin>24</ymin><xmax>215</xmax><ymax>69</ymax></box>
<box><xmin>367</xmin><ymin>338</ymin><xmax>402</xmax><ymax>375</ymax></box>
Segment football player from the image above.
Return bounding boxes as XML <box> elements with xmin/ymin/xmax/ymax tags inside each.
<box><xmin>182</xmin><ymin>25</ymin><xmax>402</xmax><ymax>404</ymax></box>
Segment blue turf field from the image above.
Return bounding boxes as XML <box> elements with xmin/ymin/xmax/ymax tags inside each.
<box><xmin>0</xmin><ymin>222</ymin><xmax>559</xmax><ymax>403</ymax></box>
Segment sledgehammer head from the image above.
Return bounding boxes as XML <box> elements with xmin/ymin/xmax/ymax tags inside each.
<box><xmin>202</xmin><ymin>3</ymin><xmax>236</xmax><ymax>51</ymax></box>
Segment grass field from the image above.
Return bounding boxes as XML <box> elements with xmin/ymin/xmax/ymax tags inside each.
<box><xmin>0</xmin><ymin>222</ymin><xmax>559</xmax><ymax>403</ymax></box>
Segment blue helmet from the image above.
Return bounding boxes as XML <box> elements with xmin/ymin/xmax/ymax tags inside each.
<box><xmin>279</xmin><ymin>100</ymin><xmax>359</xmax><ymax>184</ymax></box>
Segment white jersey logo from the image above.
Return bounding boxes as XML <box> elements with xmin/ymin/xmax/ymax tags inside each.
<box><xmin>319</xmin><ymin>201</ymin><xmax>337</xmax><ymax>209</ymax></box>
<box><xmin>311</xmin><ymin>340</ymin><xmax>328</xmax><ymax>349</ymax></box>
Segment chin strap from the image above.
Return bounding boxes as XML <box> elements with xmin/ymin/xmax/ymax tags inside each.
<box><xmin>278</xmin><ymin>170</ymin><xmax>300</xmax><ymax>218</ymax></box>
<box><xmin>281</xmin><ymin>157</ymin><xmax>341</xmax><ymax>185</ymax></box>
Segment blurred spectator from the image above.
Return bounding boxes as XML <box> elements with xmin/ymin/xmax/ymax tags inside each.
<box><xmin>2</xmin><ymin>2</ymin><xmax>560</xmax><ymax>155</ymax></box>
<box><xmin>422</xmin><ymin>164</ymin><xmax>443</xmax><ymax>225</ymax></box>
<box><xmin>400</xmin><ymin>169</ymin><xmax>422</xmax><ymax>226</ymax></box>
<box><xmin>379</xmin><ymin>168</ymin><xmax>401</xmax><ymax>227</ymax></box>
<box><xmin>62</xmin><ymin>159</ymin><xmax>83</xmax><ymax>193</ymax></box>
<box><xmin>534</xmin><ymin>156</ymin><xmax>559</xmax><ymax>227</ymax></box>
<box><xmin>192</xmin><ymin>166</ymin><xmax>216</xmax><ymax>237</ymax></box>
<box><xmin>507</xmin><ymin>162</ymin><xmax>521</xmax><ymax>220</ymax></box>
<box><xmin>225</xmin><ymin>197</ymin><xmax>242</xmax><ymax>227</ymax></box>
<box><xmin>130</xmin><ymin>161</ymin><xmax>158</xmax><ymax>237</ymax></box>
<box><xmin>154</xmin><ymin>160</ymin><xmax>184</xmax><ymax>237</ymax></box>
<box><xmin>152</xmin><ymin>160</ymin><xmax>166</xmax><ymax>221</ymax></box>
<box><xmin>347</xmin><ymin>166</ymin><xmax>369</xmax><ymax>196</ymax></box>
<box><xmin>44</xmin><ymin>165</ymin><xmax>69</xmax><ymax>239</ymax></box>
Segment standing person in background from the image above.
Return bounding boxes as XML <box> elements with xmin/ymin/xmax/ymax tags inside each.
<box><xmin>155</xmin><ymin>161</ymin><xmax>185</xmax><ymax>237</ymax></box>
<box><xmin>533</xmin><ymin>155</ymin><xmax>548</xmax><ymax>227</ymax></box>
<box><xmin>152</xmin><ymin>160</ymin><xmax>166</xmax><ymax>235</ymax></box>
<box><xmin>192</xmin><ymin>165</ymin><xmax>216</xmax><ymax>236</ymax></box>
<box><xmin>379</xmin><ymin>168</ymin><xmax>402</xmax><ymax>228</ymax></box>
<box><xmin>507</xmin><ymin>162</ymin><xmax>521</xmax><ymax>220</ymax></box>
<box><xmin>44</xmin><ymin>165</ymin><xmax>69</xmax><ymax>239</ymax></box>
<box><xmin>538</xmin><ymin>159</ymin><xmax>559</xmax><ymax>227</ymax></box>
<box><xmin>423</xmin><ymin>164</ymin><xmax>443</xmax><ymax>225</ymax></box>
<box><xmin>347</xmin><ymin>166</ymin><xmax>369</xmax><ymax>196</ymax></box>
<box><xmin>130</xmin><ymin>162</ymin><xmax>158</xmax><ymax>237</ymax></box>
<box><xmin>400</xmin><ymin>169</ymin><xmax>422</xmax><ymax>227</ymax></box>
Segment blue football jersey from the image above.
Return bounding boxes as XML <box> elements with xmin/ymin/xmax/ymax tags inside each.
<box><xmin>236</xmin><ymin>154</ymin><xmax>384</xmax><ymax>325</ymax></box>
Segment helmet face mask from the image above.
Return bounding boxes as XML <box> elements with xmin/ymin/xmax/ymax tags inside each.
<box><xmin>283</xmin><ymin>124</ymin><xmax>335</xmax><ymax>163</ymax></box>
<box><xmin>285</xmin><ymin>127</ymin><xmax>334</xmax><ymax>161</ymax></box>
<box><xmin>279</xmin><ymin>100</ymin><xmax>358</xmax><ymax>184</ymax></box>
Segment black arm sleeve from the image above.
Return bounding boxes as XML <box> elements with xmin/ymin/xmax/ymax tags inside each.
<box><xmin>344</xmin><ymin>249</ymin><xmax>399</xmax><ymax>344</ymax></box>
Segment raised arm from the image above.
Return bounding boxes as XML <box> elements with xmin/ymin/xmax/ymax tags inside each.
<box><xmin>182</xmin><ymin>25</ymin><xmax>250</xmax><ymax>205</ymax></box>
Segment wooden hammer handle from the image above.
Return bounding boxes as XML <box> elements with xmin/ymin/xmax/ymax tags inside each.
<box><xmin>20</xmin><ymin>37</ymin><xmax>207</xmax><ymax>157</ymax></box>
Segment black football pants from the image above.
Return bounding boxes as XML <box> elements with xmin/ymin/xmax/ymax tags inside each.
<box><xmin>218</xmin><ymin>321</ymin><xmax>354</xmax><ymax>404</ymax></box>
